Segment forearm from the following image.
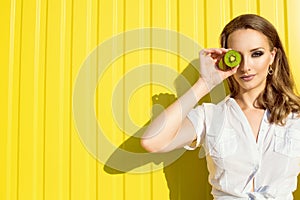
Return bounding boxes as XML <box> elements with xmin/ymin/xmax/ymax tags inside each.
<box><xmin>141</xmin><ymin>48</ymin><xmax>237</xmax><ymax>152</ymax></box>
<box><xmin>141</xmin><ymin>78</ymin><xmax>209</xmax><ymax>152</ymax></box>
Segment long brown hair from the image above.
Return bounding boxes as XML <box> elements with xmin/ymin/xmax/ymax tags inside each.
<box><xmin>220</xmin><ymin>14</ymin><xmax>300</xmax><ymax>125</ymax></box>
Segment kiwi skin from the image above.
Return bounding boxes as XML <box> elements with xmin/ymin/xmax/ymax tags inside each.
<box><xmin>218</xmin><ymin>50</ymin><xmax>241</xmax><ymax>70</ymax></box>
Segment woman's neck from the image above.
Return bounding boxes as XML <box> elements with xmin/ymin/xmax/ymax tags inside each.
<box><xmin>234</xmin><ymin>91</ymin><xmax>262</xmax><ymax>110</ymax></box>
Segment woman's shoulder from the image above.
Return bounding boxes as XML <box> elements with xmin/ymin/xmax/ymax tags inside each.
<box><xmin>285</xmin><ymin>112</ymin><xmax>300</xmax><ymax>128</ymax></box>
<box><xmin>203</xmin><ymin>96</ymin><xmax>233</xmax><ymax>111</ymax></box>
<box><xmin>192</xmin><ymin>96</ymin><xmax>232</xmax><ymax>119</ymax></box>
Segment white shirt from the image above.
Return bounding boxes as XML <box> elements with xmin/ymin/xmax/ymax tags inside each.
<box><xmin>185</xmin><ymin>97</ymin><xmax>300</xmax><ymax>200</ymax></box>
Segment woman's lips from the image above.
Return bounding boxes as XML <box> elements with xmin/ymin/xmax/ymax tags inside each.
<box><xmin>240</xmin><ymin>74</ymin><xmax>255</xmax><ymax>81</ymax></box>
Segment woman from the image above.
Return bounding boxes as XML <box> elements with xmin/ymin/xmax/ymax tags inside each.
<box><xmin>141</xmin><ymin>14</ymin><xmax>300</xmax><ymax>199</ymax></box>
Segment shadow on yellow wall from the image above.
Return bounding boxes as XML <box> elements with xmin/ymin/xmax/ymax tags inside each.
<box><xmin>103</xmin><ymin>59</ymin><xmax>231</xmax><ymax>199</ymax></box>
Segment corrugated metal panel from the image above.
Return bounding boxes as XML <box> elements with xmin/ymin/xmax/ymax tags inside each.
<box><xmin>1</xmin><ymin>0</ymin><xmax>300</xmax><ymax>199</ymax></box>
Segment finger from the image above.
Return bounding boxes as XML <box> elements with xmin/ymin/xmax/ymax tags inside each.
<box><xmin>199</xmin><ymin>48</ymin><xmax>223</xmax><ymax>56</ymax></box>
<box><xmin>223</xmin><ymin>65</ymin><xmax>239</xmax><ymax>78</ymax></box>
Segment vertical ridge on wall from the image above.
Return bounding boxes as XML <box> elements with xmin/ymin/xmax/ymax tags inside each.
<box><xmin>16</xmin><ymin>1</ymin><xmax>23</xmax><ymax>199</ymax></box>
<box><xmin>124</xmin><ymin>0</ymin><xmax>153</xmax><ymax>198</ymax></box>
<box><xmin>275</xmin><ymin>0</ymin><xmax>279</xmax><ymax>27</ymax></box>
<box><xmin>149</xmin><ymin>0</ymin><xmax>154</xmax><ymax>198</ymax></box>
<box><xmin>95</xmin><ymin>0</ymin><xmax>100</xmax><ymax>199</ymax></box>
<box><xmin>18</xmin><ymin>0</ymin><xmax>41</xmax><ymax>199</ymax></box>
<box><xmin>205</xmin><ymin>0</ymin><xmax>223</xmax><ymax>48</ymax></box>
<box><xmin>44</xmin><ymin>0</ymin><xmax>60</xmax><ymax>198</ymax></box>
<box><xmin>32</xmin><ymin>0</ymin><xmax>42</xmax><ymax>199</ymax></box>
<box><xmin>42</xmin><ymin>0</ymin><xmax>48</xmax><ymax>197</ymax></box>
<box><xmin>70</xmin><ymin>0</ymin><xmax>98</xmax><ymax>199</ymax></box>
<box><xmin>5</xmin><ymin>0</ymin><xmax>17</xmax><ymax>199</ymax></box>
<box><xmin>87</xmin><ymin>0</ymin><xmax>98</xmax><ymax>199</ymax></box>
<box><xmin>122</xmin><ymin>0</ymin><xmax>127</xmax><ymax>198</ymax></box>
<box><xmin>69</xmin><ymin>0</ymin><xmax>74</xmax><ymax>199</ymax></box>
<box><xmin>193</xmin><ymin>0</ymin><xmax>198</xmax><ymax>49</ymax></box>
<box><xmin>97</xmin><ymin>0</ymin><xmax>127</xmax><ymax>199</ymax></box>
<box><xmin>283</xmin><ymin>0</ymin><xmax>289</xmax><ymax>57</ymax></box>
<box><xmin>229</xmin><ymin>0</ymin><xmax>233</xmax><ymax>19</ymax></box>
<box><xmin>256</xmin><ymin>0</ymin><xmax>260</xmax><ymax>15</ymax></box>
<box><xmin>58</xmin><ymin>0</ymin><xmax>66</xmax><ymax>198</ymax></box>
<box><xmin>0</xmin><ymin>0</ymin><xmax>9</xmax><ymax>199</ymax></box>
<box><xmin>142</xmin><ymin>0</ymin><xmax>153</xmax><ymax>198</ymax></box>
<box><xmin>176</xmin><ymin>0</ymin><xmax>180</xmax><ymax>73</ymax></box>
<box><xmin>151</xmin><ymin>1</ymin><xmax>177</xmax><ymax>199</ymax></box>
<box><xmin>203</xmin><ymin>0</ymin><xmax>208</xmax><ymax>48</ymax></box>
<box><xmin>58</xmin><ymin>0</ymin><xmax>73</xmax><ymax>199</ymax></box>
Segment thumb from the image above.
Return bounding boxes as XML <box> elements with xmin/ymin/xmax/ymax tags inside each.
<box><xmin>223</xmin><ymin>65</ymin><xmax>239</xmax><ymax>79</ymax></box>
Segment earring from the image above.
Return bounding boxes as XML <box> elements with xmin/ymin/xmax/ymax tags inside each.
<box><xmin>268</xmin><ymin>66</ymin><xmax>274</xmax><ymax>75</ymax></box>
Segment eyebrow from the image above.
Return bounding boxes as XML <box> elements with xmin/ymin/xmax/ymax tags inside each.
<box><xmin>250</xmin><ymin>47</ymin><xmax>265</xmax><ymax>52</ymax></box>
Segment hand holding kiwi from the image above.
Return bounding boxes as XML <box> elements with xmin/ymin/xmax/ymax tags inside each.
<box><xmin>218</xmin><ymin>50</ymin><xmax>241</xmax><ymax>70</ymax></box>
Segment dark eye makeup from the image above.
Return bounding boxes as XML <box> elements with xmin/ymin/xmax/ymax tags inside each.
<box><xmin>252</xmin><ymin>51</ymin><xmax>264</xmax><ymax>57</ymax></box>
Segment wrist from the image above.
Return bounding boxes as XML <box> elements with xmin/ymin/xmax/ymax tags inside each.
<box><xmin>193</xmin><ymin>78</ymin><xmax>211</xmax><ymax>99</ymax></box>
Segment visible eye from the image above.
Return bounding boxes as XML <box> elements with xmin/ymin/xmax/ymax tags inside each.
<box><xmin>252</xmin><ymin>51</ymin><xmax>264</xmax><ymax>57</ymax></box>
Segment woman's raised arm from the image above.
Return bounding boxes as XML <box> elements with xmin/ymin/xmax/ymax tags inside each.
<box><xmin>141</xmin><ymin>48</ymin><xmax>237</xmax><ymax>152</ymax></box>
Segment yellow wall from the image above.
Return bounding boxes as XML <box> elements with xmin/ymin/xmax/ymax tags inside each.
<box><xmin>1</xmin><ymin>0</ymin><xmax>300</xmax><ymax>199</ymax></box>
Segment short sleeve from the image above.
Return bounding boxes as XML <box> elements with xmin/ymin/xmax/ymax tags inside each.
<box><xmin>184</xmin><ymin>105</ymin><xmax>206</xmax><ymax>150</ymax></box>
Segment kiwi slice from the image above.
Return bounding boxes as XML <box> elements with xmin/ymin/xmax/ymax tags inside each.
<box><xmin>223</xmin><ymin>50</ymin><xmax>241</xmax><ymax>68</ymax></box>
<box><xmin>218</xmin><ymin>58</ymin><xmax>226</xmax><ymax>70</ymax></box>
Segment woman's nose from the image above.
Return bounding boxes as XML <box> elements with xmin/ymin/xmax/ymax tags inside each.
<box><xmin>239</xmin><ymin>57</ymin><xmax>251</xmax><ymax>72</ymax></box>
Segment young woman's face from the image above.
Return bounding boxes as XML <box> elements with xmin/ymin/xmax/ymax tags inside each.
<box><xmin>227</xmin><ymin>29</ymin><xmax>276</xmax><ymax>94</ymax></box>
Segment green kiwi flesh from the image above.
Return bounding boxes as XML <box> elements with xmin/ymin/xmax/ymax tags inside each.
<box><xmin>224</xmin><ymin>50</ymin><xmax>241</xmax><ymax>68</ymax></box>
